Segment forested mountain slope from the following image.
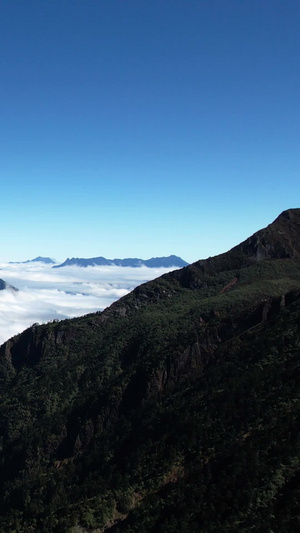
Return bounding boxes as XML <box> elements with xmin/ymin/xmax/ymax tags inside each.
<box><xmin>0</xmin><ymin>209</ymin><xmax>300</xmax><ymax>531</ymax></box>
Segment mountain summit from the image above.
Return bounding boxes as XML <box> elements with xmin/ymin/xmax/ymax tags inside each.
<box><xmin>1</xmin><ymin>209</ymin><xmax>300</xmax><ymax>531</ymax></box>
<box><xmin>235</xmin><ymin>208</ymin><xmax>300</xmax><ymax>260</ymax></box>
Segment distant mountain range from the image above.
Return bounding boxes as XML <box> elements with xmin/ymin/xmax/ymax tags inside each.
<box><xmin>8</xmin><ymin>255</ymin><xmax>188</xmax><ymax>269</ymax></box>
<box><xmin>53</xmin><ymin>254</ymin><xmax>188</xmax><ymax>268</ymax></box>
<box><xmin>9</xmin><ymin>256</ymin><xmax>55</xmax><ymax>265</ymax></box>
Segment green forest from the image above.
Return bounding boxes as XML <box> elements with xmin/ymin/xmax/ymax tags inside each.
<box><xmin>1</xmin><ymin>209</ymin><xmax>300</xmax><ymax>531</ymax></box>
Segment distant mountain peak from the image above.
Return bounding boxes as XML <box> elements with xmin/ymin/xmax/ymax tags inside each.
<box><xmin>0</xmin><ymin>279</ymin><xmax>18</xmax><ymax>292</ymax></box>
<box><xmin>9</xmin><ymin>257</ymin><xmax>55</xmax><ymax>265</ymax></box>
<box><xmin>27</xmin><ymin>256</ymin><xmax>56</xmax><ymax>264</ymax></box>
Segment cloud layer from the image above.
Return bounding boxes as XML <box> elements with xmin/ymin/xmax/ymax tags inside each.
<box><xmin>0</xmin><ymin>262</ymin><xmax>178</xmax><ymax>346</ymax></box>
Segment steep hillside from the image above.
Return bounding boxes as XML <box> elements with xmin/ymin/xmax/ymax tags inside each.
<box><xmin>0</xmin><ymin>209</ymin><xmax>300</xmax><ymax>531</ymax></box>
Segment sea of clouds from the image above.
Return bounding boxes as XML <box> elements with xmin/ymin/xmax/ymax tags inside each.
<box><xmin>0</xmin><ymin>261</ymin><xmax>179</xmax><ymax>346</ymax></box>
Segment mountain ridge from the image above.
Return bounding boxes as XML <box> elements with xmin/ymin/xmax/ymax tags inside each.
<box><xmin>53</xmin><ymin>254</ymin><xmax>188</xmax><ymax>269</ymax></box>
<box><xmin>1</xmin><ymin>209</ymin><xmax>300</xmax><ymax>531</ymax></box>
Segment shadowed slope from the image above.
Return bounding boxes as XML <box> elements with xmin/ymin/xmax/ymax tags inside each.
<box><xmin>0</xmin><ymin>210</ymin><xmax>300</xmax><ymax>531</ymax></box>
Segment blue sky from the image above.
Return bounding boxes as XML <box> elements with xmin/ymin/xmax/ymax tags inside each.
<box><xmin>1</xmin><ymin>0</ymin><xmax>299</xmax><ymax>263</ymax></box>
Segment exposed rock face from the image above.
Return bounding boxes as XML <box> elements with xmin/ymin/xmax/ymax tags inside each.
<box><xmin>236</xmin><ymin>208</ymin><xmax>300</xmax><ymax>260</ymax></box>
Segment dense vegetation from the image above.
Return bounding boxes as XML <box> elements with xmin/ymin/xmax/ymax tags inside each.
<box><xmin>1</xmin><ymin>208</ymin><xmax>300</xmax><ymax>531</ymax></box>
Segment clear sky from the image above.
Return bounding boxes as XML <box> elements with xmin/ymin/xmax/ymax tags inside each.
<box><xmin>1</xmin><ymin>0</ymin><xmax>299</xmax><ymax>263</ymax></box>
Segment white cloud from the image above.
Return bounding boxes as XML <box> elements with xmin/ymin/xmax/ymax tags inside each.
<box><xmin>0</xmin><ymin>262</ymin><xmax>179</xmax><ymax>345</ymax></box>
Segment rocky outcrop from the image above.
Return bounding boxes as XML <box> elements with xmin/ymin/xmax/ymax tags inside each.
<box><xmin>237</xmin><ymin>208</ymin><xmax>300</xmax><ymax>260</ymax></box>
